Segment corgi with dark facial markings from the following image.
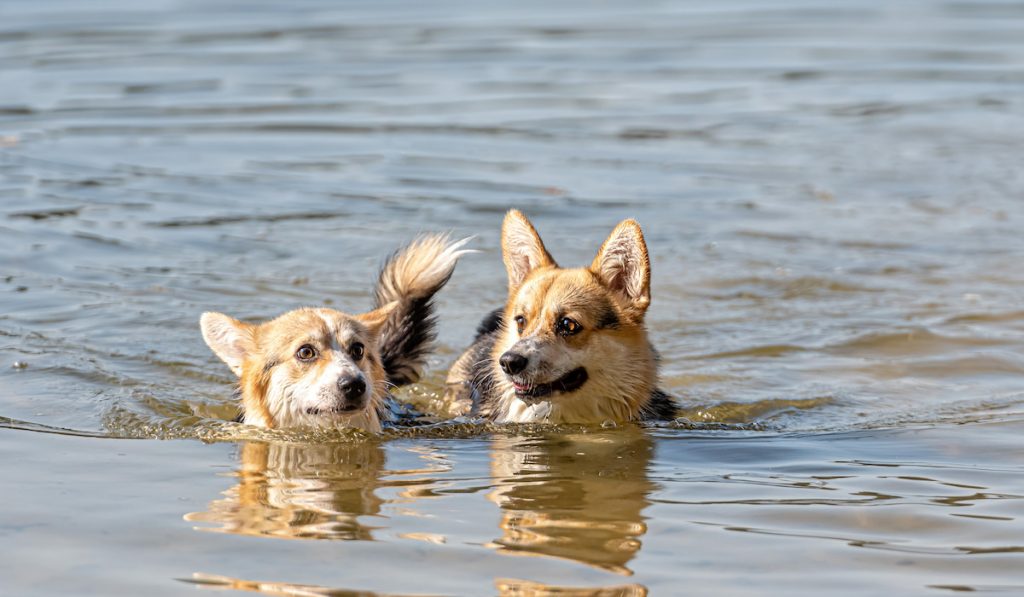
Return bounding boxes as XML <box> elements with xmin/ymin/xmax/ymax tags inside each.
<box><xmin>201</xmin><ymin>234</ymin><xmax>471</xmax><ymax>432</ymax></box>
<box><xmin>446</xmin><ymin>210</ymin><xmax>676</xmax><ymax>424</ymax></box>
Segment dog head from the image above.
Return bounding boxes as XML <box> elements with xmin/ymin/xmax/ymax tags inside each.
<box><xmin>490</xmin><ymin>210</ymin><xmax>657</xmax><ymax>423</ymax></box>
<box><xmin>200</xmin><ymin>304</ymin><xmax>397</xmax><ymax>430</ymax></box>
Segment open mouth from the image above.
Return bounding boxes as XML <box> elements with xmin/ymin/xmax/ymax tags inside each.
<box><xmin>511</xmin><ymin>367</ymin><xmax>588</xmax><ymax>403</ymax></box>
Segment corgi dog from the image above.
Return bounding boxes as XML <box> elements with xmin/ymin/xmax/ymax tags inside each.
<box><xmin>201</xmin><ymin>234</ymin><xmax>471</xmax><ymax>432</ymax></box>
<box><xmin>446</xmin><ymin>210</ymin><xmax>675</xmax><ymax>424</ymax></box>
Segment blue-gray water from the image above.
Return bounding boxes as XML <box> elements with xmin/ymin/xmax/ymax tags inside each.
<box><xmin>2</xmin><ymin>0</ymin><xmax>1024</xmax><ymax>594</ymax></box>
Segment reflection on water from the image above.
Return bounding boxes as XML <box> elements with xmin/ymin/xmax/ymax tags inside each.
<box><xmin>185</xmin><ymin>573</ymin><xmax>646</xmax><ymax>597</ymax></box>
<box><xmin>494</xmin><ymin>579</ymin><xmax>645</xmax><ymax>597</ymax></box>
<box><xmin>186</xmin><ymin>441</ymin><xmax>385</xmax><ymax>541</ymax></box>
<box><xmin>487</xmin><ymin>430</ymin><xmax>654</xmax><ymax>576</ymax></box>
<box><xmin>186</xmin><ymin>432</ymin><xmax>653</xmax><ymax>594</ymax></box>
<box><xmin>187</xmin><ymin>430</ymin><xmax>656</xmax><ymax>578</ymax></box>
<box><xmin>183</xmin><ymin>572</ymin><xmax>387</xmax><ymax>597</ymax></box>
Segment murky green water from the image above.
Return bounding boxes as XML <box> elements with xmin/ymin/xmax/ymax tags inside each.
<box><xmin>3</xmin><ymin>0</ymin><xmax>1024</xmax><ymax>594</ymax></box>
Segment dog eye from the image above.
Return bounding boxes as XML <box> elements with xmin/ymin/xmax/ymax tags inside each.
<box><xmin>349</xmin><ymin>342</ymin><xmax>365</xmax><ymax>361</ymax></box>
<box><xmin>514</xmin><ymin>315</ymin><xmax>526</xmax><ymax>334</ymax></box>
<box><xmin>295</xmin><ymin>344</ymin><xmax>317</xmax><ymax>361</ymax></box>
<box><xmin>557</xmin><ymin>317</ymin><xmax>582</xmax><ymax>336</ymax></box>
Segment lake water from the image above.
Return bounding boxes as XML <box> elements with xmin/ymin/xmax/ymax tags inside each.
<box><xmin>2</xmin><ymin>0</ymin><xmax>1024</xmax><ymax>594</ymax></box>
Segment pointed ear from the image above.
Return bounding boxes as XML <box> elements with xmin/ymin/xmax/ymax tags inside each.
<box><xmin>200</xmin><ymin>312</ymin><xmax>254</xmax><ymax>377</ymax></box>
<box><xmin>502</xmin><ymin>209</ymin><xmax>555</xmax><ymax>291</ymax></box>
<box><xmin>590</xmin><ymin>219</ymin><xmax>651</xmax><ymax>319</ymax></box>
<box><xmin>356</xmin><ymin>301</ymin><xmax>400</xmax><ymax>337</ymax></box>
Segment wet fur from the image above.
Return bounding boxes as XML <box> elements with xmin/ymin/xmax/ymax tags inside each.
<box><xmin>202</xmin><ymin>234</ymin><xmax>470</xmax><ymax>431</ymax></box>
<box><xmin>446</xmin><ymin>211</ymin><xmax>676</xmax><ymax>423</ymax></box>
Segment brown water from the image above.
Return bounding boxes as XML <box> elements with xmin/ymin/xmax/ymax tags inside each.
<box><xmin>2</xmin><ymin>0</ymin><xmax>1024</xmax><ymax>594</ymax></box>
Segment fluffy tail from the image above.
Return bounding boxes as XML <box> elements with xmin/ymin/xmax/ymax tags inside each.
<box><xmin>374</xmin><ymin>234</ymin><xmax>473</xmax><ymax>387</ymax></box>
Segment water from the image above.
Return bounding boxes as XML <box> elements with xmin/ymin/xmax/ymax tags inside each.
<box><xmin>2</xmin><ymin>0</ymin><xmax>1024</xmax><ymax>594</ymax></box>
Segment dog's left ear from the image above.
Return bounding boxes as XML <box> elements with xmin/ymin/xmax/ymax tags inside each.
<box><xmin>356</xmin><ymin>301</ymin><xmax>400</xmax><ymax>337</ymax></box>
<box><xmin>591</xmin><ymin>219</ymin><xmax>651</xmax><ymax>320</ymax></box>
<box><xmin>502</xmin><ymin>209</ymin><xmax>556</xmax><ymax>292</ymax></box>
<box><xmin>200</xmin><ymin>312</ymin><xmax>255</xmax><ymax>377</ymax></box>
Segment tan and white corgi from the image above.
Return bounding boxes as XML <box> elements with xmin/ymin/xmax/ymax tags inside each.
<box><xmin>201</xmin><ymin>234</ymin><xmax>471</xmax><ymax>432</ymax></box>
<box><xmin>446</xmin><ymin>210</ymin><xmax>675</xmax><ymax>423</ymax></box>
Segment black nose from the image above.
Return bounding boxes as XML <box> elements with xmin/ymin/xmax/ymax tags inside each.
<box><xmin>338</xmin><ymin>376</ymin><xmax>366</xmax><ymax>401</ymax></box>
<box><xmin>499</xmin><ymin>352</ymin><xmax>528</xmax><ymax>375</ymax></box>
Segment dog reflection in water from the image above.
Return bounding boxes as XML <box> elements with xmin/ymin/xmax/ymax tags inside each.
<box><xmin>183</xmin><ymin>436</ymin><xmax>648</xmax><ymax>597</ymax></box>
<box><xmin>185</xmin><ymin>441</ymin><xmax>384</xmax><ymax>540</ymax></box>
<box><xmin>186</xmin><ymin>574</ymin><xmax>646</xmax><ymax>597</ymax></box>
<box><xmin>487</xmin><ymin>429</ymin><xmax>655</xmax><ymax>579</ymax></box>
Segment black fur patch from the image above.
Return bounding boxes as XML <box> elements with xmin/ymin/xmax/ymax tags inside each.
<box><xmin>466</xmin><ymin>325</ymin><xmax>501</xmax><ymax>419</ymax></box>
<box><xmin>641</xmin><ymin>389</ymin><xmax>678</xmax><ymax>420</ymax></box>
<box><xmin>262</xmin><ymin>358</ymin><xmax>279</xmax><ymax>374</ymax></box>
<box><xmin>475</xmin><ymin>308</ymin><xmax>504</xmax><ymax>339</ymax></box>
<box><xmin>595</xmin><ymin>305</ymin><xmax>620</xmax><ymax>330</ymax></box>
<box><xmin>377</xmin><ymin>294</ymin><xmax>435</xmax><ymax>386</ymax></box>
<box><xmin>373</xmin><ymin>245</ymin><xmax>458</xmax><ymax>388</ymax></box>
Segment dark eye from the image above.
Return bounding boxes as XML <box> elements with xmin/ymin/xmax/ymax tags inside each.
<box><xmin>295</xmin><ymin>344</ymin><xmax>317</xmax><ymax>361</ymax></box>
<box><xmin>557</xmin><ymin>317</ymin><xmax>582</xmax><ymax>336</ymax></box>
<box><xmin>349</xmin><ymin>342</ymin><xmax>365</xmax><ymax>361</ymax></box>
<box><xmin>514</xmin><ymin>315</ymin><xmax>526</xmax><ymax>334</ymax></box>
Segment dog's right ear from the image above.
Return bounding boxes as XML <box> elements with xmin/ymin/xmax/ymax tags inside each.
<box><xmin>591</xmin><ymin>219</ymin><xmax>651</xmax><ymax>321</ymax></box>
<box><xmin>502</xmin><ymin>209</ymin><xmax>556</xmax><ymax>291</ymax></box>
<box><xmin>200</xmin><ymin>312</ymin><xmax>254</xmax><ymax>377</ymax></box>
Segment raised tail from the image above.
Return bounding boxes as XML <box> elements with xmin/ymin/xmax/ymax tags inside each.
<box><xmin>374</xmin><ymin>234</ymin><xmax>473</xmax><ymax>387</ymax></box>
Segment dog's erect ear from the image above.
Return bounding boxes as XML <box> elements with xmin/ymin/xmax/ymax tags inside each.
<box><xmin>200</xmin><ymin>312</ymin><xmax>255</xmax><ymax>377</ymax></box>
<box><xmin>591</xmin><ymin>219</ymin><xmax>651</xmax><ymax>319</ymax></box>
<box><xmin>356</xmin><ymin>301</ymin><xmax>400</xmax><ymax>337</ymax></box>
<box><xmin>502</xmin><ymin>209</ymin><xmax>556</xmax><ymax>291</ymax></box>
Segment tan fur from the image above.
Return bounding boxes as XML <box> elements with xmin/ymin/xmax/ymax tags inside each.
<box><xmin>590</xmin><ymin>219</ymin><xmax>651</xmax><ymax>322</ymax></box>
<box><xmin>502</xmin><ymin>209</ymin><xmax>556</xmax><ymax>292</ymax></box>
<box><xmin>447</xmin><ymin>210</ymin><xmax>664</xmax><ymax>424</ymax></box>
<box><xmin>488</xmin><ymin>278</ymin><xmax>657</xmax><ymax>423</ymax></box>
<box><xmin>202</xmin><ymin>233</ymin><xmax>470</xmax><ymax>431</ymax></box>
<box><xmin>202</xmin><ymin>306</ymin><xmax>396</xmax><ymax>431</ymax></box>
<box><xmin>377</xmin><ymin>234</ymin><xmax>474</xmax><ymax>306</ymax></box>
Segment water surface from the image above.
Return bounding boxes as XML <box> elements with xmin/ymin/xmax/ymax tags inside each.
<box><xmin>2</xmin><ymin>0</ymin><xmax>1024</xmax><ymax>594</ymax></box>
